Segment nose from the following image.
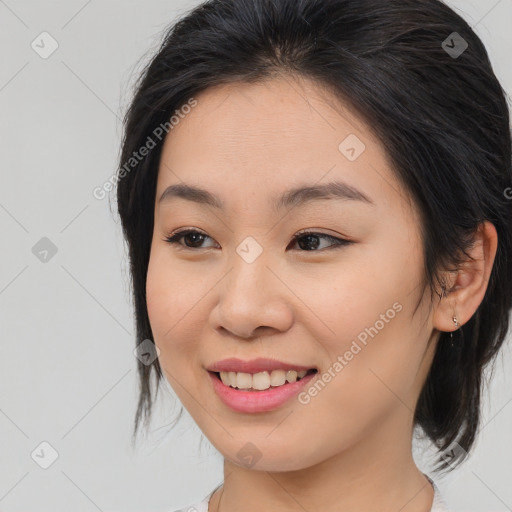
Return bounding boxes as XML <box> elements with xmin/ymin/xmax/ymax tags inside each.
<box><xmin>209</xmin><ymin>248</ymin><xmax>294</xmax><ymax>340</ymax></box>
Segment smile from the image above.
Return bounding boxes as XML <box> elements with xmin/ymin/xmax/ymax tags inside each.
<box><xmin>217</xmin><ymin>368</ymin><xmax>316</xmax><ymax>390</ymax></box>
<box><xmin>208</xmin><ymin>369</ymin><xmax>318</xmax><ymax>413</ymax></box>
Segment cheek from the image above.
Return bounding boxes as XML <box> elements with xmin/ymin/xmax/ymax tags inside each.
<box><xmin>146</xmin><ymin>256</ymin><xmax>175</xmax><ymax>337</ymax></box>
<box><xmin>295</xmin><ymin>305</ymin><xmax>422</xmax><ymax>459</ymax></box>
<box><xmin>145</xmin><ymin>247</ymin><xmax>204</xmax><ymax>365</ymax></box>
<box><xmin>286</xmin><ymin>251</ymin><xmax>406</xmax><ymax>354</ymax></box>
<box><xmin>296</xmin><ymin>246</ymin><xmax>425</xmax><ymax>419</ymax></box>
<box><xmin>146</xmin><ymin>243</ymin><xmax>196</xmax><ymax>328</ymax></box>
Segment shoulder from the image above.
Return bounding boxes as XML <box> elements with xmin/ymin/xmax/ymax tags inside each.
<box><xmin>169</xmin><ymin>490</ymin><xmax>213</xmax><ymax>512</ymax></box>
<box><xmin>169</xmin><ymin>479</ymin><xmax>453</xmax><ymax>512</ymax></box>
<box><xmin>427</xmin><ymin>475</ymin><xmax>452</xmax><ymax>512</ymax></box>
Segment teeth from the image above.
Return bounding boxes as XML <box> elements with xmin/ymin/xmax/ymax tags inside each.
<box><xmin>286</xmin><ymin>370</ymin><xmax>298</xmax><ymax>383</ymax></box>
<box><xmin>219</xmin><ymin>372</ymin><xmax>230</xmax><ymax>386</ymax></box>
<box><xmin>270</xmin><ymin>369</ymin><xmax>286</xmax><ymax>386</ymax></box>
<box><xmin>218</xmin><ymin>369</ymin><xmax>310</xmax><ymax>390</ymax></box>
<box><xmin>236</xmin><ymin>372</ymin><xmax>252</xmax><ymax>389</ymax></box>
<box><xmin>252</xmin><ymin>371</ymin><xmax>270</xmax><ymax>390</ymax></box>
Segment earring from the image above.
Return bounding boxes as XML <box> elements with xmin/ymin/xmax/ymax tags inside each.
<box><xmin>450</xmin><ymin>316</ymin><xmax>460</xmax><ymax>347</ymax></box>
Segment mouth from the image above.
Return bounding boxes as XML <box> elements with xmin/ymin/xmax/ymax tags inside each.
<box><xmin>209</xmin><ymin>368</ymin><xmax>318</xmax><ymax>391</ymax></box>
<box><xmin>207</xmin><ymin>367</ymin><xmax>318</xmax><ymax>413</ymax></box>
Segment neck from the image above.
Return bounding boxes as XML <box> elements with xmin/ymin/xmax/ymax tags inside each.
<box><xmin>209</xmin><ymin>411</ymin><xmax>435</xmax><ymax>512</ymax></box>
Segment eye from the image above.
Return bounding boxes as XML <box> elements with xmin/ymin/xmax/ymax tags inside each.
<box><xmin>163</xmin><ymin>229</ymin><xmax>218</xmax><ymax>249</ymax></box>
<box><xmin>288</xmin><ymin>229</ymin><xmax>352</xmax><ymax>251</ymax></box>
<box><xmin>163</xmin><ymin>228</ymin><xmax>352</xmax><ymax>251</ymax></box>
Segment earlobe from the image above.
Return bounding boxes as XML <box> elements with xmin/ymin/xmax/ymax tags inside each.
<box><xmin>433</xmin><ymin>221</ymin><xmax>498</xmax><ymax>333</ymax></box>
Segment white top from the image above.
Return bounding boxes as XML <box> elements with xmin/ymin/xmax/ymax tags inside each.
<box><xmin>170</xmin><ymin>473</ymin><xmax>451</xmax><ymax>512</ymax></box>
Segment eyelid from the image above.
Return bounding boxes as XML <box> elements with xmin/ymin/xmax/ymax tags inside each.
<box><xmin>163</xmin><ymin>227</ymin><xmax>218</xmax><ymax>249</ymax></box>
<box><xmin>294</xmin><ymin>227</ymin><xmax>343</xmax><ymax>238</ymax></box>
<box><xmin>289</xmin><ymin>229</ymin><xmax>351</xmax><ymax>250</ymax></box>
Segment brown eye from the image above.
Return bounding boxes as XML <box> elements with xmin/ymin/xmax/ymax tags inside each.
<box><xmin>163</xmin><ymin>229</ymin><xmax>218</xmax><ymax>249</ymax></box>
<box><xmin>288</xmin><ymin>231</ymin><xmax>351</xmax><ymax>252</ymax></box>
<box><xmin>163</xmin><ymin>229</ymin><xmax>352</xmax><ymax>252</ymax></box>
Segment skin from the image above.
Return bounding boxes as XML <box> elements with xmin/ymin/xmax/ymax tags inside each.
<box><xmin>146</xmin><ymin>74</ymin><xmax>497</xmax><ymax>512</ymax></box>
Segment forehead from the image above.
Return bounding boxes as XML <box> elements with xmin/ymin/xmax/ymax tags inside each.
<box><xmin>156</xmin><ymin>75</ymin><xmax>406</xmax><ymax>213</ymax></box>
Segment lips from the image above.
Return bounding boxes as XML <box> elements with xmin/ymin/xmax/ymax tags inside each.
<box><xmin>205</xmin><ymin>357</ymin><xmax>319</xmax><ymax>412</ymax></box>
<box><xmin>208</xmin><ymin>367</ymin><xmax>318</xmax><ymax>413</ymax></box>
<box><xmin>206</xmin><ymin>357</ymin><xmax>317</xmax><ymax>374</ymax></box>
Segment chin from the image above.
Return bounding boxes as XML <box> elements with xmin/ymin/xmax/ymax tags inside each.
<box><xmin>213</xmin><ymin>434</ymin><xmax>327</xmax><ymax>473</ymax></box>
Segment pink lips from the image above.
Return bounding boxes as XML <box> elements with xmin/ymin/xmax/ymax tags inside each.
<box><xmin>206</xmin><ymin>358</ymin><xmax>318</xmax><ymax>413</ymax></box>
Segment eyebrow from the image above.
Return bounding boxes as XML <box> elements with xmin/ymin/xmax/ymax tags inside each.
<box><xmin>158</xmin><ymin>180</ymin><xmax>374</xmax><ymax>211</ymax></box>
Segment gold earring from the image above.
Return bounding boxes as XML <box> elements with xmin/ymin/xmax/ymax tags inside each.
<box><xmin>450</xmin><ymin>316</ymin><xmax>459</xmax><ymax>347</ymax></box>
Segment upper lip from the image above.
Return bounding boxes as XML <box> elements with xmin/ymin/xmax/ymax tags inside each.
<box><xmin>206</xmin><ymin>357</ymin><xmax>317</xmax><ymax>374</ymax></box>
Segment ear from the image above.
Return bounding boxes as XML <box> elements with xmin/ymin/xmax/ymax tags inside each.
<box><xmin>433</xmin><ymin>221</ymin><xmax>498</xmax><ymax>332</ymax></box>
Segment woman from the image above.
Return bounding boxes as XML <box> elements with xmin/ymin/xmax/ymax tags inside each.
<box><xmin>116</xmin><ymin>0</ymin><xmax>512</xmax><ymax>510</ymax></box>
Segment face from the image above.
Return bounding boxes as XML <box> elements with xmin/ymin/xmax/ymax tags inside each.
<box><xmin>146</xmin><ymin>75</ymin><xmax>439</xmax><ymax>472</ymax></box>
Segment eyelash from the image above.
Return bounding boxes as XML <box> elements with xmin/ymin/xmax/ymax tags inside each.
<box><xmin>162</xmin><ymin>228</ymin><xmax>352</xmax><ymax>252</ymax></box>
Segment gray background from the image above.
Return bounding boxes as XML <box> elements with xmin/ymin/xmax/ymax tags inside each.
<box><xmin>0</xmin><ymin>1</ymin><xmax>511</xmax><ymax>511</ymax></box>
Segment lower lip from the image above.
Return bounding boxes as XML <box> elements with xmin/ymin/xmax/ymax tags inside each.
<box><xmin>208</xmin><ymin>371</ymin><xmax>317</xmax><ymax>413</ymax></box>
